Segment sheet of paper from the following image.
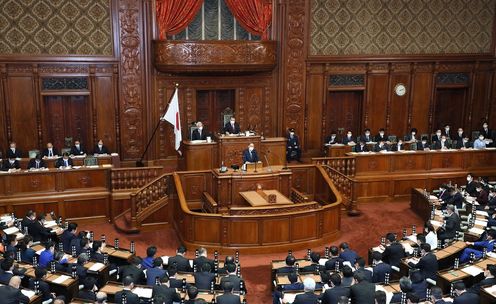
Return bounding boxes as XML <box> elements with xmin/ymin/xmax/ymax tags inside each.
<box><xmin>475</xmin><ymin>219</ymin><xmax>488</xmax><ymax>226</ymax></box>
<box><xmin>461</xmin><ymin>265</ymin><xmax>484</xmax><ymax>277</ymax></box>
<box><xmin>476</xmin><ymin>210</ymin><xmax>489</xmax><ymax>217</ymax></box>
<box><xmin>3</xmin><ymin>227</ymin><xmax>19</xmax><ymax>234</ymax></box>
<box><xmin>44</xmin><ymin>220</ymin><xmax>57</xmax><ymax>228</ymax></box>
<box><xmin>21</xmin><ymin>289</ymin><xmax>36</xmax><ymax>298</ymax></box>
<box><xmin>89</xmin><ymin>263</ymin><xmax>105</xmax><ymax>271</ymax></box>
<box><xmin>52</xmin><ymin>275</ymin><xmax>71</xmax><ymax>284</ymax></box>
<box><xmin>282</xmin><ymin>293</ymin><xmax>297</xmax><ymax>303</ymax></box>
<box><xmin>132</xmin><ymin>287</ymin><xmax>153</xmax><ymax>298</ymax></box>
<box><xmin>318</xmin><ymin>258</ymin><xmax>327</xmax><ymax>266</ymax></box>
<box><xmin>469</xmin><ymin>227</ymin><xmax>485</xmax><ymax>235</ymax></box>
<box><xmin>0</xmin><ymin>215</ymin><xmax>12</xmax><ymax>222</ymax></box>
<box><xmin>161</xmin><ymin>256</ymin><xmax>169</xmax><ymax>265</ymax></box>
<box><xmin>371</xmin><ymin>246</ymin><xmax>384</xmax><ymax>253</ymax></box>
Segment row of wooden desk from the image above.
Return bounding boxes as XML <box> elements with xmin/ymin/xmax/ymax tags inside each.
<box><xmin>10</xmin><ymin>154</ymin><xmax>120</xmax><ymax>169</ymax></box>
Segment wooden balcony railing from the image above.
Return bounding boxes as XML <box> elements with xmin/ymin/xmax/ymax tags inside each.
<box><xmin>130</xmin><ymin>173</ymin><xmax>171</xmax><ymax>229</ymax></box>
<box><xmin>321</xmin><ymin>165</ymin><xmax>360</xmax><ymax>216</ymax></box>
<box><xmin>312</xmin><ymin>157</ymin><xmax>356</xmax><ymax>177</ymax></box>
<box><xmin>111</xmin><ymin>167</ymin><xmax>163</xmax><ymax>191</ymax></box>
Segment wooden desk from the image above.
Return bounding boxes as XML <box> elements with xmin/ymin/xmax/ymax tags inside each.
<box><xmin>16</xmin><ymin>154</ymin><xmax>120</xmax><ymax>169</ymax></box>
<box><xmin>325</xmin><ymin>144</ymin><xmax>352</xmax><ymax>157</ymax></box>
<box><xmin>22</xmin><ymin>265</ymin><xmax>79</xmax><ymax>300</ymax></box>
<box><xmin>213</xmin><ymin>166</ymin><xmax>292</xmax><ymax>209</ymax></box>
<box><xmin>218</xmin><ymin>134</ymin><xmax>262</xmax><ymax>168</ymax></box>
<box><xmin>0</xmin><ymin>167</ymin><xmax>111</xmax><ymax>221</ymax></box>
<box><xmin>182</xmin><ymin>141</ymin><xmax>218</xmax><ymax>171</ymax></box>
<box><xmin>240</xmin><ymin>190</ymin><xmax>293</xmax><ymax>207</ymax></box>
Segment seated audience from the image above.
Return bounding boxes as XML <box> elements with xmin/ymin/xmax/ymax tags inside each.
<box><xmin>0</xmin><ymin>276</ymin><xmax>29</xmax><ymax>303</ymax></box>
<box><xmin>408</xmin><ymin>243</ymin><xmax>438</xmax><ymax>280</ymax></box>
<box><xmin>142</xmin><ymin>245</ymin><xmax>157</xmax><ymax>270</ymax></box>
<box><xmin>339</xmin><ymin>242</ymin><xmax>358</xmax><ymax>264</ymax></box>
<box><xmin>350</xmin><ymin>271</ymin><xmax>375</xmax><ymax>304</ymax></box>
<box><xmin>220</xmin><ymin>263</ymin><xmax>244</xmax><ymax>292</ymax></box>
<box><xmin>452</xmin><ymin>280</ymin><xmax>479</xmax><ymax>303</ymax></box>
<box><xmin>354</xmin><ymin>257</ymin><xmax>372</xmax><ymax>282</ymax></box>
<box><xmin>42</xmin><ymin>142</ymin><xmax>59</xmax><ymax>158</ymax></box>
<box><xmin>342</xmin><ymin>131</ymin><xmax>355</xmax><ymax>145</ymax></box>
<box><xmin>277</xmin><ymin>254</ymin><xmax>296</xmax><ymax>274</ymax></box>
<box><xmin>193</xmin><ymin>263</ymin><xmax>215</xmax><ymax>290</ymax></box>
<box><xmin>321</xmin><ymin>273</ymin><xmax>350</xmax><ymax>304</ymax></box>
<box><xmin>168</xmin><ymin>246</ymin><xmax>192</xmax><ymax>272</ymax></box>
<box><xmin>216</xmin><ymin>281</ymin><xmax>241</xmax><ymax>304</ymax></box>
<box><xmin>2</xmin><ymin>157</ymin><xmax>20</xmax><ymax>171</ymax></box>
<box><xmin>371</xmin><ymin>251</ymin><xmax>391</xmax><ymax>283</ymax></box>
<box><xmin>77</xmin><ymin>277</ymin><xmax>97</xmax><ymax>301</ymax></box>
<box><xmin>6</xmin><ymin>142</ymin><xmax>22</xmax><ymax>158</ymax></box>
<box><xmin>360</xmin><ymin>129</ymin><xmax>373</xmax><ymax>143</ymax></box>
<box><xmin>55</xmin><ymin>152</ymin><xmax>73</xmax><ymax>168</ymax></box>
<box><xmin>115</xmin><ymin>276</ymin><xmax>140</xmax><ymax>304</ymax></box>
<box><xmin>382</xmin><ymin>232</ymin><xmax>406</xmax><ymax>268</ymax></box>
<box><xmin>325</xmin><ymin>246</ymin><xmax>344</xmax><ymax>271</ymax></box>
<box><xmin>293</xmin><ymin>277</ymin><xmax>319</xmax><ymax>304</ymax></box>
<box><xmin>460</xmin><ymin>230</ymin><xmax>496</xmax><ymax>263</ymax></box>
<box><xmin>93</xmin><ymin>139</ymin><xmax>110</xmax><ymax>154</ymax></box>
<box><xmin>151</xmin><ymin>275</ymin><xmax>181</xmax><ymax>304</ymax></box>
<box><xmin>146</xmin><ymin>258</ymin><xmax>167</xmax><ymax>286</ymax></box>
<box><xmin>70</xmin><ymin>140</ymin><xmax>86</xmax><ymax>156</ymax></box>
<box><xmin>374</xmin><ymin>129</ymin><xmax>388</xmax><ymax>143</ymax></box>
<box><xmin>193</xmin><ymin>247</ymin><xmax>214</xmax><ymax>273</ymax></box>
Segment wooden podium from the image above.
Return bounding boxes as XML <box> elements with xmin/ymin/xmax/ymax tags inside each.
<box><xmin>218</xmin><ymin>135</ymin><xmax>261</xmax><ymax>168</ymax></box>
<box><xmin>182</xmin><ymin>141</ymin><xmax>218</xmax><ymax>171</ymax></box>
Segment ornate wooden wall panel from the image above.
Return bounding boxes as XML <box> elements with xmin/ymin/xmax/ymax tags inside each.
<box><xmin>469</xmin><ymin>66</ymin><xmax>492</xmax><ymax>131</ymax></box>
<box><xmin>410</xmin><ymin>64</ymin><xmax>433</xmax><ymax>133</ymax></box>
<box><xmin>280</xmin><ymin>0</ymin><xmax>307</xmax><ymax>145</ymax></box>
<box><xmin>117</xmin><ymin>0</ymin><xmax>146</xmax><ymax>160</ymax></box>
<box><xmin>93</xmin><ymin>66</ymin><xmax>118</xmax><ymax>153</ymax></box>
<box><xmin>388</xmin><ymin>71</ymin><xmax>411</xmax><ymax>136</ymax></box>
<box><xmin>365</xmin><ymin>73</ymin><xmax>389</xmax><ymax>132</ymax></box>
<box><xmin>305</xmin><ymin>65</ymin><xmax>325</xmax><ymax>152</ymax></box>
<box><xmin>6</xmin><ymin>73</ymin><xmax>38</xmax><ymax>155</ymax></box>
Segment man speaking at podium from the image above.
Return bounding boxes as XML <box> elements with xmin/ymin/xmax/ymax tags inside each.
<box><xmin>242</xmin><ymin>143</ymin><xmax>259</xmax><ymax>164</ymax></box>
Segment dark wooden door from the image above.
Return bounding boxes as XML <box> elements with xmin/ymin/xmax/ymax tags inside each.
<box><xmin>43</xmin><ymin>96</ymin><xmax>91</xmax><ymax>150</ymax></box>
<box><xmin>434</xmin><ymin>88</ymin><xmax>466</xmax><ymax>132</ymax></box>
<box><xmin>196</xmin><ymin>90</ymin><xmax>235</xmax><ymax>135</ymax></box>
<box><xmin>326</xmin><ymin>91</ymin><xmax>363</xmax><ymax>140</ymax></box>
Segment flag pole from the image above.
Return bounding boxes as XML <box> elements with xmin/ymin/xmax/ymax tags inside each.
<box><xmin>136</xmin><ymin>83</ymin><xmax>179</xmax><ymax>167</ymax></box>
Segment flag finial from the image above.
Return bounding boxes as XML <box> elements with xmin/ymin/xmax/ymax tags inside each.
<box><xmin>174</xmin><ymin>83</ymin><xmax>179</xmax><ymax>88</ymax></box>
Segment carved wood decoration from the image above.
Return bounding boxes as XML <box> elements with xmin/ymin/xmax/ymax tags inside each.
<box><xmin>281</xmin><ymin>0</ymin><xmax>306</xmax><ymax>145</ymax></box>
<box><xmin>153</xmin><ymin>41</ymin><xmax>277</xmax><ymax>74</ymax></box>
<box><xmin>118</xmin><ymin>0</ymin><xmax>145</xmax><ymax>160</ymax></box>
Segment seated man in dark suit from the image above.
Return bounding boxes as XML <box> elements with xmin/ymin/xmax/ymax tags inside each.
<box><xmin>374</xmin><ymin>141</ymin><xmax>389</xmax><ymax>152</ymax></box>
<box><xmin>27</xmin><ymin>154</ymin><xmax>47</xmax><ymax>169</ymax></box>
<box><xmin>168</xmin><ymin>245</ymin><xmax>192</xmax><ymax>272</ymax></box>
<box><xmin>429</xmin><ymin>286</ymin><xmax>450</xmax><ymax>304</ymax></box>
<box><xmin>433</xmin><ymin>135</ymin><xmax>450</xmax><ymax>150</ymax></box>
<box><xmin>353</xmin><ymin>257</ymin><xmax>372</xmax><ymax>282</ymax></box>
<box><xmin>408</xmin><ymin>243</ymin><xmax>438</xmax><ymax>281</ymax></box>
<box><xmin>382</xmin><ymin>233</ymin><xmax>406</xmax><ymax>268</ymax></box>
<box><xmin>371</xmin><ymin>251</ymin><xmax>391</xmax><ymax>283</ymax></box>
<box><xmin>480</xmin><ymin>122</ymin><xmax>494</xmax><ymax>146</ymax></box>
<box><xmin>55</xmin><ymin>152</ymin><xmax>73</xmax><ymax>168</ymax></box>
<box><xmin>454</xmin><ymin>128</ymin><xmax>465</xmax><ymax>144</ymax></box>
<box><xmin>91</xmin><ymin>240</ymin><xmax>105</xmax><ymax>263</ymax></box>
<box><xmin>191</xmin><ymin>121</ymin><xmax>209</xmax><ymax>140</ymax></box>
<box><xmin>452</xmin><ymin>280</ymin><xmax>479</xmax><ymax>304</ymax></box>
<box><xmin>30</xmin><ymin>214</ymin><xmax>54</xmax><ymax>243</ymax></box>
<box><xmin>218</xmin><ymin>256</ymin><xmax>235</xmax><ymax>275</ymax></box>
<box><xmin>321</xmin><ymin>273</ymin><xmax>350</xmax><ymax>304</ymax></box>
<box><xmin>350</xmin><ymin>271</ymin><xmax>375</xmax><ymax>304</ymax></box>
<box><xmin>115</xmin><ymin>276</ymin><xmax>140</xmax><ymax>304</ymax></box>
<box><xmin>339</xmin><ymin>242</ymin><xmax>358</xmax><ymax>264</ymax></box>
<box><xmin>77</xmin><ymin>277</ymin><xmax>97</xmax><ymax>301</ymax></box>
<box><xmin>223</xmin><ymin>117</ymin><xmax>241</xmax><ymax>134</ymax></box>
<box><xmin>445</xmin><ymin>187</ymin><xmax>464</xmax><ymax>209</ymax></box>
<box><xmin>93</xmin><ymin>139</ymin><xmax>110</xmax><ymax>155</ymax></box>
<box><xmin>0</xmin><ymin>276</ymin><xmax>30</xmax><ymax>303</ymax></box>
<box><xmin>0</xmin><ymin>258</ymin><xmax>15</xmax><ymax>284</ymax></box>
<box><xmin>432</xmin><ymin>129</ymin><xmax>443</xmax><ymax>143</ymax></box>
<box><xmin>119</xmin><ymin>256</ymin><xmax>145</xmax><ymax>285</ymax></box>
<box><xmin>68</xmin><ymin>253</ymin><xmax>89</xmax><ymax>281</ymax></box>
<box><xmin>417</xmin><ymin>138</ymin><xmax>430</xmax><ymax>151</ymax></box>
<box><xmin>293</xmin><ymin>277</ymin><xmax>319</xmax><ymax>304</ymax></box>
<box><xmin>354</xmin><ymin>140</ymin><xmax>369</xmax><ymax>152</ymax></box>
<box><xmin>220</xmin><ymin>263</ymin><xmax>245</xmax><ymax>293</ymax></box>
<box><xmin>410</xmin><ymin>269</ymin><xmax>428</xmax><ymax>300</ymax></box>
<box><xmin>70</xmin><ymin>140</ymin><xmax>86</xmax><ymax>156</ymax></box>
<box><xmin>276</xmin><ymin>255</ymin><xmax>296</xmax><ymax>274</ymax></box>
<box><xmin>28</xmin><ymin>268</ymin><xmax>53</xmax><ymax>301</ymax></box>
<box><xmin>6</xmin><ymin>142</ymin><xmax>22</xmax><ymax>158</ymax></box>
<box><xmin>2</xmin><ymin>157</ymin><xmax>20</xmax><ymax>171</ymax></box>
<box><xmin>325</xmin><ymin>246</ymin><xmax>344</xmax><ymax>271</ymax></box>
<box><xmin>146</xmin><ymin>258</ymin><xmax>167</xmax><ymax>286</ymax></box>
<box><xmin>185</xmin><ymin>286</ymin><xmax>199</xmax><ymax>304</ymax></box>
<box><xmin>19</xmin><ymin>235</ymin><xmax>36</xmax><ymax>264</ymax></box>
<box><xmin>301</xmin><ymin>251</ymin><xmax>321</xmax><ymax>273</ymax></box>
<box><xmin>151</xmin><ymin>275</ymin><xmax>181</xmax><ymax>304</ymax></box>
<box><xmin>193</xmin><ymin>247</ymin><xmax>214</xmax><ymax>273</ymax></box>
<box><xmin>391</xmin><ymin>139</ymin><xmax>404</xmax><ymax>151</ymax></box>
<box><xmin>442</xmin><ymin>124</ymin><xmax>452</xmax><ymax>139</ymax></box>
<box><xmin>42</xmin><ymin>142</ymin><xmax>59</xmax><ymax>158</ymax></box>
<box><xmin>438</xmin><ymin>204</ymin><xmax>461</xmax><ymax>242</ymax></box>
<box><xmin>60</xmin><ymin>222</ymin><xmax>79</xmax><ymax>253</ymax></box>
<box><xmin>468</xmin><ymin>264</ymin><xmax>496</xmax><ymax>295</ymax></box>
<box><xmin>217</xmin><ymin>281</ymin><xmax>241</xmax><ymax>304</ymax></box>
<box><xmin>242</xmin><ymin>143</ymin><xmax>259</xmax><ymax>164</ymax></box>
<box><xmin>404</xmin><ymin>128</ymin><xmax>418</xmax><ymax>142</ymax></box>
<box><xmin>326</xmin><ymin>131</ymin><xmax>339</xmax><ymax>145</ymax></box>
<box><xmin>360</xmin><ymin>129</ymin><xmax>373</xmax><ymax>143</ymax></box>
<box><xmin>374</xmin><ymin>128</ymin><xmax>388</xmax><ymax>143</ymax></box>
<box><xmin>166</xmin><ymin>265</ymin><xmax>183</xmax><ymax>289</ymax></box>
<box><xmin>342</xmin><ymin>131</ymin><xmax>355</xmax><ymax>145</ymax></box>
<box><xmin>390</xmin><ymin>276</ymin><xmax>414</xmax><ymax>303</ymax></box>
<box><xmin>286</xmin><ymin>128</ymin><xmax>302</xmax><ymax>162</ymax></box>
<box><xmin>465</xmin><ymin>173</ymin><xmax>477</xmax><ymax>196</ymax></box>
<box><xmin>456</xmin><ymin>136</ymin><xmax>472</xmax><ymax>149</ymax></box>
<box><xmin>194</xmin><ymin>263</ymin><xmax>216</xmax><ymax>290</ymax></box>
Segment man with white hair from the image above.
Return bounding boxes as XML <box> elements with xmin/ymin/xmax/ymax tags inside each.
<box><xmin>293</xmin><ymin>277</ymin><xmax>319</xmax><ymax>304</ymax></box>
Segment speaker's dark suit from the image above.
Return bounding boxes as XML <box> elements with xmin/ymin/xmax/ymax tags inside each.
<box><xmin>242</xmin><ymin>149</ymin><xmax>259</xmax><ymax>163</ymax></box>
<box><xmin>194</xmin><ymin>271</ymin><xmax>215</xmax><ymax>290</ymax></box>
<box><xmin>223</xmin><ymin>122</ymin><xmax>241</xmax><ymax>134</ymax></box>
<box><xmin>374</xmin><ymin>134</ymin><xmax>388</xmax><ymax>142</ymax></box>
<box><xmin>382</xmin><ymin>242</ymin><xmax>406</xmax><ymax>268</ymax></box>
<box><xmin>293</xmin><ymin>291</ymin><xmax>319</xmax><ymax>304</ymax></box>
<box><xmin>433</xmin><ymin>141</ymin><xmax>450</xmax><ymax>150</ymax></box>
<box><xmin>453</xmin><ymin>292</ymin><xmax>480</xmax><ymax>304</ymax></box>
<box><xmin>439</xmin><ymin>212</ymin><xmax>461</xmax><ymax>240</ymax></box>
<box><xmin>192</xmin><ymin>128</ymin><xmax>209</xmax><ymax>140</ymax></box>
<box><xmin>417</xmin><ymin>142</ymin><xmax>430</xmax><ymax>150</ymax></box>
<box><xmin>27</xmin><ymin>159</ymin><xmax>47</xmax><ymax>169</ymax></box>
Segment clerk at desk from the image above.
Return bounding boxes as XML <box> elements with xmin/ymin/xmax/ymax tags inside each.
<box><xmin>242</xmin><ymin>143</ymin><xmax>259</xmax><ymax>163</ymax></box>
<box><xmin>224</xmin><ymin>117</ymin><xmax>241</xmax><ymax>134</ymax></box>
<box><xmin>55</xmin><ymin>152</ymin><xmax>73</xmax><ymax>168</ymax></box>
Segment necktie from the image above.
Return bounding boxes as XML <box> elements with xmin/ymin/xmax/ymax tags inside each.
<box><xmin>49</xmin><ymin>149</ymin><xmax>52</xmax><ymax>157</ymax></box>
<box><xmin>64</xmin><ymin>160</ymin><xmax>68</xmax><ymax>167</ymax></box>
<box><xmin>36</xmin><ymin>162</ymin><xmax>39</xmax><ymax>169</ymax></box>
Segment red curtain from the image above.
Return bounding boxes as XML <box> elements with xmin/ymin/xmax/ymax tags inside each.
<box><xmin>225</xmin><ymin>0</ymin><xmax>272</xmax><ymax>40</ymax></box>
<box><xmin>156</xmin><ymin>0</ymin><xmax>204</xmax><ymax>39</ymax></box>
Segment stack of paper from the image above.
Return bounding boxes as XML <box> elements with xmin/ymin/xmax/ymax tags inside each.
<box><xmin>461</xmin><ymin>265</ymin><xmax>484</xmax><ymax>277</ymax></box>
<box><xmin>3</xmin><ymin>227</ymin><xmax>19</xmax><ymax>235</ymax></box>
<box><xmin>89</xmin><ymin>263</ymin><xmax>105</xmax><ymax>271</ymax></box>
<box><xmin>468</xmin><ymin>227</ymin><xmax>485</xmax><ymax>235</ymax></box>
<box><xmin>132</xmin><ymin>287</ymin><xmax>152</xmax><ymax>298</ymax></box>
<box><xmin>52</xmin><ymin>275</ymin><xmax>71</xmax><ymax>284</ymax></box>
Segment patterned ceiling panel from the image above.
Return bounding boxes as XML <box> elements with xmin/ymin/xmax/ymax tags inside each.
<box><xmin>310</xmin><ymin>0</ymin><xmax>496</xmax><ymax>56</ymax></box>
<box><xmin>0</xmin><ymin>0</ymin><xmax>112</xmax><ymax>55</ymax></box>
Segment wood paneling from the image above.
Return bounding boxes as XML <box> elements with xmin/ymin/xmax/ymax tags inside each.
<box><xmin>261</xmin><ymin>218</ymin><xmax>290</xmax><ymax>244</ymax></box>
<box><xmin>389</xmin><ymin>72</ymin><xmax>411</xmax><ymax>135</ymax></box>
<box><xmin>410</xmin><ymin>67</ymin><xmax>433</xmax><ymax>133</ymax></box>
<box><xmin>326</xmin><ymin>91</ymin><xmax>363</xmax><ymax>137</ymax></box>
<box><xmin>366</xmin><ymin>74</ymin><xmax>389</xmax><ymax>132</ymax></box>
<box><xmin>306</xmin><ymin>65</ymin><xmax>325</xmax><ymax>151</ymax></box>
<box><xmin>434</xmin><ymin>88</ymin><xmax>466</xmax><ymax>131</ymax></box>
<box><xmin>94</xmin><ymin>75</ymin><xmax>117</xmax><ymax>152</ymax></box>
